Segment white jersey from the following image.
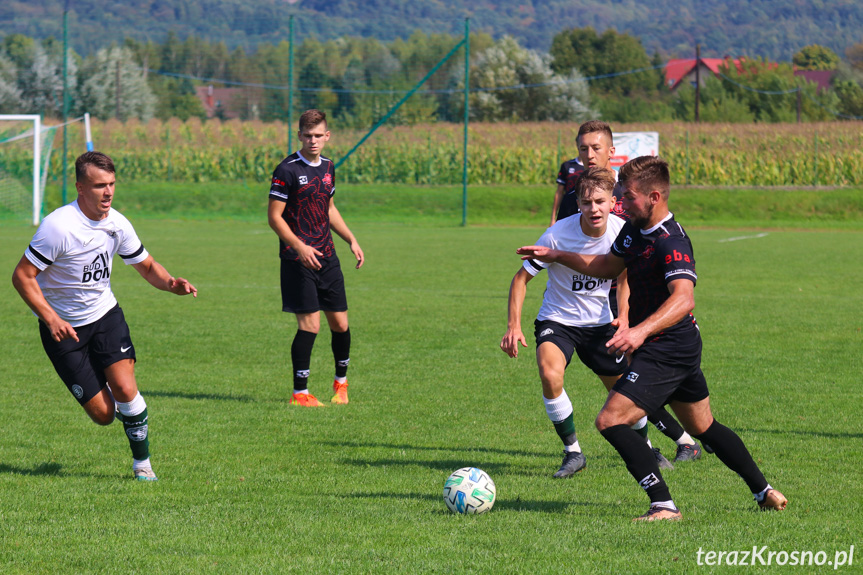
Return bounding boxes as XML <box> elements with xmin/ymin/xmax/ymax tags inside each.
<box><xmin>523</xmin><ymin>214</ymin><xmax>625</xmax><ymax>327</ymax></box>
<box><xmin>24</xmin><ymin>200</ymin><xmax>149</xmax><ymax>327</ymax></box>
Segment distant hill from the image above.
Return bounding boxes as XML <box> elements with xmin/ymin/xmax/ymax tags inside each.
<box><xmin>2</xmin><ymin>0</ymin><xmax>861</xmax><ymax>60</ymax></box>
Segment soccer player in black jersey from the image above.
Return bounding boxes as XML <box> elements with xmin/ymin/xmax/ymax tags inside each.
<box><xmin>554</xmin><ymin>121</ymin><xmax>702</xmax><ymax>464</ymax></box>
<box><xmin>519</xmin><ymin>156</ymin><xmax>786</xmax><ymax>521</ymax></box>
<box><xmin>267</xmin><ymin>109</ymin><xmax>364</xmax><ymax>407</ymax></box>
<box><xmin>551</xmin><ymin>121</ymin><xmax>614</xmax><ymax>226</ymax></box>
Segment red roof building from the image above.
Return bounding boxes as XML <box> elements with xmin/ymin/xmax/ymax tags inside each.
<box><xmin>665</xmin><ymin>57</ymin><xmax>742</xmax><ymax>91</ymax></box>
<box><xmin>793</xmin><ymin>70</ymin><xmax>835</xmax><ymax>92</ymax></box>
<box><xmin>195</xmin><ymin>85</ymin><xmax>252</xmax><ymax>119</ymax></box>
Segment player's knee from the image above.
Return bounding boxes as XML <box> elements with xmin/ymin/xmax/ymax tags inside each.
<box><xmin>594</xmin><ymin>410</ymin><xmax>614</xmax><ymax>432</ymax></box>
<box><xmin>88</xmin><ymin>409</ymin><xmax>116</xmax><ymax>426</ymax></box>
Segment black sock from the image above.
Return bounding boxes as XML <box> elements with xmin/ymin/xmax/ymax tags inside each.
<box><xmin>600</xmin><ymin>424</ymin><xmax>671</xmax><ymax>503</ymax></box>
<box><xmin>648</xmin><ymin>406</ymin><xmax>686</xmax><ymax>442</ymax></box>
<box><xmin>331</xmin><ymin>328</ymin><xmax>351</xmax><ymax>379</ymax></box>
<box><xmin>694</xmin><ymin>420</ymin><xmax>768</xmax><ymax>493</ymax></box>
<box><xmin>291</xmin><ymin>330</ymin><xmax>317</xmax><ymax>392</ymax></box>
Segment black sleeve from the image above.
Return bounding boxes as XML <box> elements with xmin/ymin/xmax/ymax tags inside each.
<box><xmin>269</xmin><ymin>163</ymin><xmax>293</xmax><ymax>202</ymax></box>
<box><xmin>656</xmin><ymin>235</ymin><xmax>697</xmax><ymax>286</ymax></box>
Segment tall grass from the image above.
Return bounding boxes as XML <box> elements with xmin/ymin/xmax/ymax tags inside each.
<box><xmin>7</xmin><ymin>119</ymin><xmax>863</xmax><ymax>186</ymax></box>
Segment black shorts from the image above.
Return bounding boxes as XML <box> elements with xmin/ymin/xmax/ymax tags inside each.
<box><xmin>612</xmin><ymin>326</ymin><xmax>710</xmax><ymax>414</ymax></box>
<box><xmin>39</xmin><ymin>305</ymin><xmax>135</xmax><ymax>405</ymax></box>
<box><xmin>280</xmin><ymin>254</ymin><xmax>348</xmax><ymax>314</ymax></box>
<box><xmin>534</xmin><ymin>319</ymin><xmax>626</xmax><ymax>377</ymax></box>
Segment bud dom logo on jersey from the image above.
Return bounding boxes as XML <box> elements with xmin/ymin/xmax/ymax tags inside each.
<box><xmin>82</xmin><ymin>252</ymin><xmax>110</xmax><ymax>283</ymax></box>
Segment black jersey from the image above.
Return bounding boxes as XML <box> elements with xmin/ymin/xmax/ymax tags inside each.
<box><xmin>611</xmin><ymin>213</ymin><xmax>698</xmax><ymax>335</ymax></box>
<box><xmin>269</xmin><ymin>152</ymin><xmax>336</xmax><ymax>261</ymax></box>
<box><xmin>555</xmin><ymin>158</ymin><xmax>585</xmax><ymax>221</ymax></box>
<box><xmin>608</xmin><ymin>185</ymin><xmax>627</xmax><ymax>318</ymax></box>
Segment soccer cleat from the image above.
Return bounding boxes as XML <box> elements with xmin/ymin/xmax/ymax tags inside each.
<box><xmin>653</xmin><ymin>447</ymin><xmax>675</xmax><ymax>470</ymax></box>
<box><xmin>134</xmin><ymin>467</ymin><xmax>158</xmax><ymax>482</ymax></box>
<box><xmin>331</xmin><ymin>380</ymin><xmax>349</xmax><ymax>404</ymax></box>
<box><xmin>673</xmin><ymin>443</ymin><xmax>702</xmax><ymax>462</ymax></box>
<box><xmin>291</xmin><ymin>392</ymin><xmax>324</xmax><ymax>407</ymax></box>
<box><xmin>552</xmin><ymin>450</ymin><xmax>586</xmax><ymax>478</ymax></box>
<box><xmin>633</xmin><ymin>505</ymin><xmax>682</xmax><ymax>522</ymax></box>
<box><xmin>758</xmin><ymin>489</ymin><xmax>788</xmax><ymax>511</ymax></box>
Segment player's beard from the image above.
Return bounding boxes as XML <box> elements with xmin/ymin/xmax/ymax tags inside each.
<box><xmin>631</xmin><ymin>204</ymin><xmax>654</xmax><ymax>229</ymax></box>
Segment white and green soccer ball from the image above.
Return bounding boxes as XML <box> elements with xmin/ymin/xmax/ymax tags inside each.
<box><xmin>443</xmin><ymin>467</ymin><xmax>496</xmax><ymax>515</ymax></box>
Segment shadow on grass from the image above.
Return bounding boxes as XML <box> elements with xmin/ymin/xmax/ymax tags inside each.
<box><xmin>339</xmin><ymin>458</ymin><xmax>517</xmax><ymax>475</ymax></box>
<box><xmin>322</xmin><ymin>439</ymin><xmax>544</xmax><ymax>459</ymax></box>
<box><xmin>0</xmin><ymin>462</ymin><xmax>62</xmax><ymax>476</ymax></box>
<box><xmin>737</xmin><ymin>428</ymin><xmax>863</xmax><ymax>440</ymax></box>
<box><xmin>346</xmin><ymin>491</ymin><xmax>595</xmax><ymax>513</ymax></box>
<box><xmin>145</xmin><ymin>390</ymin><xmax>253</xmax><ymax>402</ymax></box>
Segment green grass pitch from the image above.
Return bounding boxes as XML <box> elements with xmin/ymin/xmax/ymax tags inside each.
<box><xmin>0</xmin><ymin>213</ymin><xmax>861</xmax><ymax>573</ymax></box>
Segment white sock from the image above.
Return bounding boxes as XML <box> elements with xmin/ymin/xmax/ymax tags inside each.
<box><xmin>652</xmin><ymin>499</ymin><xmax>677</xmax><ymax>510</ymax></box>
<box><xmin>133</xmin><ymin>457</ymin><xmax>151</xmax><ymax>471</ymax></box>
<box><xmin>543</xmin><ymin>390</ymin><xmax>573</xmax><ymax>423</ymax></box>
<box><xmin>294</xmin><ymin>388</ymin><xmax>309</xmax><ymax>395</ymax></box>
<box><xmin>564</xmin><ymin>441</ymin><xmax>581</xmax><ymax>453</ymax></box>
<box><xmin>646</xmin><ymin>438</ymin><xmax>654</xmax><ymax>449</ymax></box>
<box><xmin>334</xmin><ymin>376</ymin><xmax>347</xmax><ymax>384</ymax></box>
<box><xmin>753</xmin><ymin>484</ymin><xmax>773</xmax><ymax>502</ymax></box>
<box><xmin>676</xmin><ymin>432</ymin><xmax>696</xmax><ymax>446</ymax></box>
<box><xmin>116</xmin><ymin>392</ymin><xmax>146</xmax><ymax>417</ymax></box>
<box><xmin>631</xmin><ymin>416</ymin><xmax>648</xmax><ymax>431</ymax></box>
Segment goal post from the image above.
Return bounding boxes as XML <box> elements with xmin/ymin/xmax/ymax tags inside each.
<box><xmin>0</xmin><ymin>114</ymin><xmax>46</xmax><ymax>225</ymax></box>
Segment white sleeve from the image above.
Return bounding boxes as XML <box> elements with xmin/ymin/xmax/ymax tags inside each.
<box><xmin>115</xmin><ymin>214</ymin><xmax>149</xmax><ymax>265</ymax></box>
<box><xmin>521</xmin><ymin>228</ymin><xmax>555</xmax><ymax>276</ymax></box>
<box><xmin>25</xmin><ymin>216</ymin><xmax>66</xmax><ymax>271</ymax></box>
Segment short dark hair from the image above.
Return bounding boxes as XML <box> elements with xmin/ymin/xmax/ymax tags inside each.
<box><xmin>299</xmin><ymin>109</ymin><xmax>327</xmax><ymax>132</ymax></box>
<box><xmin>618</xmin><ymin>155</ymin><xmax>670</xmax><ymax>199</ymax></box>
<box><xmin>576</xmin><ymin>167</ymin><xmax>616</xmax><ymax>200</ymax></box>
<box><xmin>577</xmin><ymin>120</ymin><xmax>613</xmax><ymax>145</ymax></box>
<box><xmin>75</xmin><ymin>151</ymin><xmax>115</xmax><ymax>182</ymax></box>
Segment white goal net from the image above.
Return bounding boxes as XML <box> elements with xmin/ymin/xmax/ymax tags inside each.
<box><xmin>0</xmin><ymin>115</ymin><xmax>57</xmax><ymax>225</ymax></box>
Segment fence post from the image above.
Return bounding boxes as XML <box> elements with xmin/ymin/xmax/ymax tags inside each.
<box><xmin>61</xmin><ymin>0</ymin><xmax>70</xmax><ymax>205</ymax></box>
<box><xmin>685</xmin><ymin>130</ymin><xmax>691</xmax><ymax>185</ymax></box>
<box><xmin>462</xmin><ymin>18</ymin><xmax>470</xmax><ymax>227</ymax></box>
<box><xmin>166</xmin><ymin>125</ymin><xmax>172</xmax><ymax>181</ymax></box>
<box><xmin>813</xmin><ymin>132</ymin><xmax>819</xmax><ymax>186</ymax></box>
<box><xmin>287</xmin><ymin>14</ymin><xmax>294</xmax><ymax>155</ymax></box>
<box><xmin>557</xmin><ymin>128</ymin><xmax>561</xmax><ymax>176</ymax></box>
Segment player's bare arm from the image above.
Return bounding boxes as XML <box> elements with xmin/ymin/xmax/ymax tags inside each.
<box><xmin>517</xmin><ymin>246</ymin><xmax>625</xmax><ymax>279</ymax></box>
<box><xmin>500</xmin><ymin>268</ymin><xmax>534</xmax><ymax>358</ymax></box>
<box><xmin>328</xmin><ymin>199</ymin><xmax>364</xmax><ymax>269</ymax></box>
<box><xmin>11</xmin><ymin>256</ymin><xmax>79</xmax><ymax>342</ymax></box>
<box><xmin>550</xmin><ymin>183</ymin><xmax>565</xmax><ymax>226</ymax></box>
<box><xmin>605</xmin><ymin>278</ymin><xmax>695</xmax><ymax>356</ymax></box>
<box><xmin>131</xmin><ymin>255</ymin><xmax>197</xmax><ymax>297</ymax></box>
<box><xmin>267</xmin><ymin>198</ymin><xmax>323</xmax><ymax>270</ymax></box>
<box><xmin>613</xmin><ymin>269</ymin><xmax>630</xmax><ymax>331</ymax></box>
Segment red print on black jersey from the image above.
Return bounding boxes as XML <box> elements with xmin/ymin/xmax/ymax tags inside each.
<box><xmin>611</xmin><ymin>215</ymin><xmax>697</xmax><ymax>335</ymax></box>
<box><xmin>269</xmin><ymin>152</ymin><xmax>336</xmax><ymax>261</ymax></box>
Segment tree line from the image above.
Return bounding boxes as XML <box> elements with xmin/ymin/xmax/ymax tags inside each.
<box><xmin>2</xmin><ymin>29</ymin><xmax>862</xmax><ymax>126</ymax></box>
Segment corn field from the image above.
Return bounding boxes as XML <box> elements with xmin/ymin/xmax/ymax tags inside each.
<box><xmin>9</xmin><ymin>118</ymin><xmax>863</xmax><ymax>186</ymax></box>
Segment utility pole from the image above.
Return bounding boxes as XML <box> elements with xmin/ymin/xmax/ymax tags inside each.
<box><xmin>797</xmin><ymin>88</ymin><xmax>802</xmax><ymax>123</ymax></box>
<box><xmin>695</xmin><ymin>44</ymin><xmax>701</xmax><ymax>123</ymax></box>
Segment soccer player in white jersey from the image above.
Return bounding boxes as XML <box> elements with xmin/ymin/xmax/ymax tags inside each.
<box><xmin>11</xmin><ymin>151</ymin><xmax>197</xmax><ymax>481</ymax></box>
<box><xmin>501</xmin><ymin>167</ymin><xmax>661</xmax><ymax>477</ymax></box>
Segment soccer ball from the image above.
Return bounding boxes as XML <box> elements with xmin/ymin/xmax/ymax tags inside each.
<box><xmin>443</xmin><ymin>467</ymin><xmax>496</xmax><ymax>514</ymax></box>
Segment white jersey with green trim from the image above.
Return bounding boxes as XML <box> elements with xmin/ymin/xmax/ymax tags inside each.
<box><xmin>522</xmin><ymin>213</ymin><xmax>624</xmax><ymax>327</ymax></box>
<box><xmin>24</xmin><ymin>200</ymin><xmax>149</xmax><ymax>327</ymax></box>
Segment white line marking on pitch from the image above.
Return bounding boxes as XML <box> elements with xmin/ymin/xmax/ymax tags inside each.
<box><xmin>718</xmin><ymin>232</ymin><xmax>769</xmax><ymax>243</ymax></box>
